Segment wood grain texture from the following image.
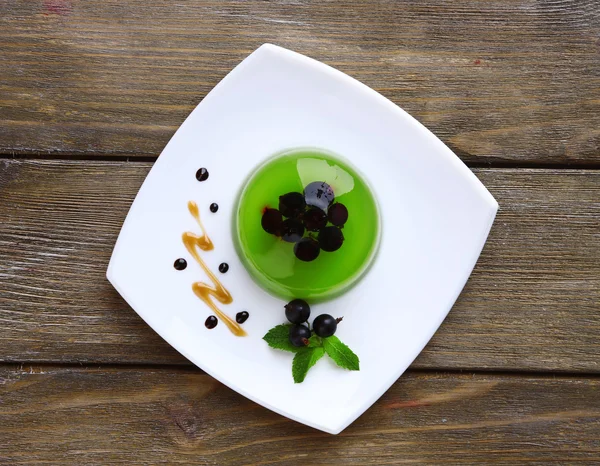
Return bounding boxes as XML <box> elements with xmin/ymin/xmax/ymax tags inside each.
<box><xmin>0</xmin><ymin>159</ymin><xmax>598</xmax><ymax>370</ymax></box>
<box><xmin>0</xmin><ymin>366</ymin><xmax>599</xmax><ymax>465</ymax></box>
<box><xmin>1</xmin><ymin>0</ymin><xmax>599</xmax><ymax>164</ymax></box>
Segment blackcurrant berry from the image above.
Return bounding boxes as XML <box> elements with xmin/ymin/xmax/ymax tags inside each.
<box><xmin>279</xmin><ymin>192</ymin><xmax>306</xmax><ymax>218</ymax></box>
<box><xmin>318</xmin><ymin>226</ymin><xmax>344</xmax><ymax>252</ymax></box>
<box><xmin>218</xmin><ymin>262</ymin><xmax>229</xmax><ymax>273</ymax></box>
<box><xmin>303</xmin><ymin>207</ymin><xmax>327</xmax><ymax>231</ymax></box>
<box><xmin>304</xmin><ymin>181</ymin><xmax>334</xmax><ymax>212</ymax></box>
<box><xmin>281</xmin><ymin>218</ymin><xmax>305</xmax><ymax>243</ymax></box>
<box><xmin>285</xmin><ymin>299</ymin><xmax>311</xmax><ymax>324</ymax></box>
<box><xmin>294</xmin><ymin>237</ymin><xmax>320</xmax><ymax>262</ymax></box>
<box><xmin>312</xmin><ymin>314</ymin><xmax>337</xmax><ymax>338</ymax></box>
<box><xmin>261</xmin><ymin>208</ymin><xmax>283</xmax><ymax>236</ymax></box>
<box><xmin>289</xmin><ymin>324</ymin><xmax>311</xmax><ymax>347</ymax></box>
<box><xmin>328</xmin><ymin>203</ymin><xmax>348</xmax><ymax>226</ymax></box>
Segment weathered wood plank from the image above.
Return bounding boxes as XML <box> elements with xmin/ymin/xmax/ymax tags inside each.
<box><xmin>0</xmin><ymin>159</ymin><xmax>598</xmax><ymax>370</ymax></box>
<box><xmin>1</xmin><ymin>0</ymin><xmax>599</xmax><ymax>164</ymax></box>
<box><xmin>0</xmin><ymin>366</ymin><xmax>598</xmax><ymax>464</ymax></box>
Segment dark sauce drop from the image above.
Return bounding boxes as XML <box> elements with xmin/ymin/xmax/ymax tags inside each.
<box><xmin>205</xmin><ymin>315</ymin><xmax>218</xmax><ymax>329</ymax></box>
<box><xmin>173</xmin><ymin>258</ymin><xmax>187</xmax><ymax>270</ymax></box>
<box><xmin>210</xmin><ymin>203</ymin><xmax>219</xmax><ymax>213</ymax></box>
<box><xmin>196</xmin><ymin>168</ymin><xmax>209</xmax><ymax>181</ymax></box>
<box><xmin>236</xmin><ymin>311</ymin><xmax>249</xmax><ymax>324</ymax></box>
<box><xmin>218</xmin><ymin>262</ymin><xmax>229</xmax><ymax>273</ymax></box>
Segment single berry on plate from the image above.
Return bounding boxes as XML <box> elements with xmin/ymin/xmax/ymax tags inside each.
<box><xmin>210</xmin><ymin>203</ymin><xmax>219</xmax><ymax>213</ymax></box>
<box><xmin>318</xmin><ymin>226</ymin><xmax>344</xmax><ymax>252</ymax></box>
<box><xmin>218</xmin><ymin>262</ymin><xmax>229</xmax><ymax>273</ymax></box>
<box><xmin>313</xmin><ymin>314</ymin><xmax>338</xmax><ymax>337</ymax></box>
<box><xmin>279</xmin><ymin>192</ymin><xmax>306</xmax><ymax>218</ymax></box>
<box><xmin>294</xmin><ymin>237</ymin><xmax>320</xmax><ymax>262</ymax></box>
<box><xmin>236</xmin><ymin>311</ymin><xmax>249</xmax><ymax>324</ymax></box>
<box><xmin>261</xmin><ymin>208</ymin><xmax>283</xmax><ymax>236</ymax></box>
<box><xmin>196</xmin><ymin>167</ymin><xmax>209</xmax><ymax>181</ymax></box>
<box><xmin>281</xmin><ymin>218</ymin><xmax>305</xmax><ymax>243</ymax></box>
<box><xmin>289</xmin><ymin>324</ymin><xmax>311</xmax><ymax>347</ymax></box>
<box><xmin>304</xmin><ymin>181</ymin><xmax>335</xmax><ymax>211</ymax></box>
<box><xmin>205</xmin><ymin>315</ymin><xmax>218</xmax><ymax>329</ymax></box>
<box><xmin>303</xmin><ymin>207</ymin><xmax>327</xmax><ymax>231</ymax></box>
<box><xmin>328</xmin><ymin>203</ymin><xmax>348</xmax><ymax>226</ymax></box>
<box><xmin>285</xmin><ymin>298</ymin><xmax>311</xmax><ymax>324</ymax></box>
<box><xmin>173</xmin><ymin>258</ymin><xmax>187</xmax><ymax>270</ymax></box>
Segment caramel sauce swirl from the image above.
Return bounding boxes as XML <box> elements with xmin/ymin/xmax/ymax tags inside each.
<box><xmin>182</xmin><ymin>201</ymin><xmax>246</xmax><ymax>337</ymax></box>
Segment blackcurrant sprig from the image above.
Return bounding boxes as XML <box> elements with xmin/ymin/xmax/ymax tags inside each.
<box><xmin>289</xmin><ymin>324</ymin><xmax>311</xmax><ymax>347</ymax></box>
<box><xmin>285</xmin><ymin>299</ymin><xmax>311</xmax><ymax>324</ymax></box>
<box><xmin>313</xmin><ymin>314</ymin><xmax>341</xmax><ymax>338</ymax></box>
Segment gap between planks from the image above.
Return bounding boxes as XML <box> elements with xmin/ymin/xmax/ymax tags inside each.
<box><xmin>1</xmin><ymin>152</ymin><xmax>600</xmax><ymax>170</ymax></box>
<box><xmin>2</xmin><ymin>362</ymin><xmax>600</xmax><ymax>380</ymax></box>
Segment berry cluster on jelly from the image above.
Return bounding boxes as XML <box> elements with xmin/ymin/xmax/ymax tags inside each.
<box><xmin>261</xmin><ymin>181</ymin><xmax>349</xmax><ymax>262</ymax></box>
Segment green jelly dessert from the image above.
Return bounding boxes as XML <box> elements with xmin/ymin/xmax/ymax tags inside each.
<box><xmin>234</xmin><ymin>148</ymin><xmax>380</xmax><ymax>302</ymax></box>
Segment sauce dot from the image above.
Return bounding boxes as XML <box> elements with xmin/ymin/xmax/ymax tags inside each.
<box><xmin>205</xmin><ymin>315</ymin><xmax>218</xmax><ymax>329</ymax></box>
<box><xmin>173</xmin><ymin>258</ymin><xmax>187</xmax><ymax>270</ymax></box>
<box><xmin>218</xmin><ymin>262</ymin><xmax>229</xmax><ymax>273</ymax></box>
<box><xmin>210</xmin><ymin>203</ymin><xmax>219</xmax><ymax>213</ymax></box>
<box><xmin>236</xmin><ymin>311</ymin><xmax>249</xmax><ymax>324</ymax></box>
<box><xmin>196</xmin><ymin>168</ymin><xmax>209</xmax><ymax>181</ymax></box>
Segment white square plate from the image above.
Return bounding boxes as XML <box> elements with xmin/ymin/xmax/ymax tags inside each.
<box><xmin>107</xmin><ymin>44</ymin><xmax>498</xmax><ymax>434</ymax></box>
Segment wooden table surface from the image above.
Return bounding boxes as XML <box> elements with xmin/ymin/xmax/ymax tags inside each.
<box><xmin>1</xmin><ymin>1</ymin><xmax>599</xmax><ymax>464</ymax></box>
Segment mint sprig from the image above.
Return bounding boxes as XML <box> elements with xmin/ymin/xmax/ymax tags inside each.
<box><xmin>263</xmin><ymin>324</ymin><xmax>360</xmax><ymax>383</ymax></box>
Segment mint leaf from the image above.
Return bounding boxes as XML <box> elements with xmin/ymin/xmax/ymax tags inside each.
<box><xmin>292</xmin><ymin>347</ymin><xmax>325</xmax><ymax>383</ymax></box>
<box><xmin>307</xmin><ymin>335</ymin><xmax>323</xmax><ymax>347</ymax></box>
<box><xmin>263</xmin><ymin>324</ymin><xmax>300</xmax><ymax>353</ymax></box>
<box><xmin>323</xmin><ymin>336</ymin><xmax>360</xmax><ymax>371</ymax></box>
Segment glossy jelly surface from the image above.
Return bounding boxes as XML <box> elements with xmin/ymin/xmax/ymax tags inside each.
<box><xmin>235</xmin><ymin>149</ymin><xmax>380</xmax><ymax>301</ymax></box>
